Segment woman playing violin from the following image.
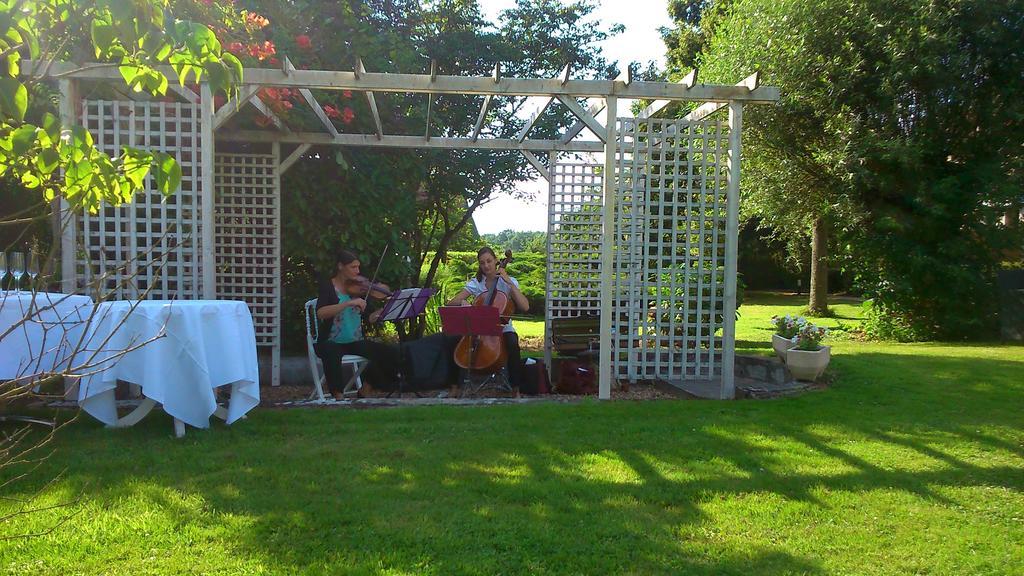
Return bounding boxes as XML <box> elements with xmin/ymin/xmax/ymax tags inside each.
<box><xmin>315</xmin><ymin>249</ymin><xmax>400</xmax><ymax>399</ymax></box>
<box><xmin>448</xmin><ymin>246</ymin><xmax>530</xmax><ymax>396</ymax></box>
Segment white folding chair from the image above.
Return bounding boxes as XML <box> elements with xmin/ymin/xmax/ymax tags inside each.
<box><xmin>304</xmin><ymin>298</ymin><xmax>368</xmax><ymax>402</ymax></box>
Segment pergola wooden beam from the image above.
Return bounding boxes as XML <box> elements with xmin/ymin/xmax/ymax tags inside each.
<box><xmin>684</xmin><ymin>72</ymin><xmax>761</xmax><ymax>122</ymax></box>
<box><xmin>284</xmin><ymin>57</ymin><xmax>339</xmax><ymax>137</ymax></box>
<box><xmin>212</xmin><ymin>84</ymin><xmax>260</xmax><ymax>130</ymax></box>
<box><xmin>424</xmin><ymin>95</ymin><xmax>433</xmax><ymax>141</ymax></box>
<box><xmin>279</xmin><ymin>143</ymin><xmax>312</xmax><ymax>174</ymax></box>
<box><xmin>37</xmin><ymin>61</ymin><xmax>780</xmax><ymax>102</ymax></box>
<box><xmin>557</xmin><ymin>95</ymin><xmax>605</xmax><ymax>143</ymax></box>
<box><xmin>560</xmin><ymin>100</ymin><xmax>605</xmax><ymax>143</ymax></box>
<box><xmin>356</xmin><ymin>58</ymin><xmax>384</xmax><ymax>139</ymax></box>
<box><xmin>516</xmin><ymin>96</ymin><xmax>554</xmax><ymax>142</ymax></box>
<box><xmin>637</xmin><ymin>69</ymin><xmax>697</xmax><ymax>120</ymax></box>
<box><xmin>471</xmin><ymin>94</ymin><xmax>493</xmax><ymax>141</ymax></box>
<box><xmin>425</xmin><ymin>60</ymin><xmax>437</xmax><ymax>141</ymax></box>
<box><xmin>218</xmin><ymin>130</ymin><xmax>605</xmax><ymax>152</ymax></box>
<box><xmin>520</xmin><ymin>149</ymin><xmax>549</xmax><ymax>181</ymax></box>
<box><xmin>249</xmin><ymin>96</ymin><xmax>287</xmax><ymax>131</ymax></box>
<box><xmin>619</xmin><ymin>65</ymin><xmax>633</xmax><ymax>87</ymax></box>
<box><xmin>515</xmin><ymin>62</ymin><xmax>573</xmax><ymax>142</ymax></box>
<box><xmin>168</xmin><ymin>84</ymin><xmax>199</xmax><ymax>105</ymax></box>
<box><xmin>630</xmin><ymin>71</ymin><xmax>762</xmax><ymax>145</ymax></box>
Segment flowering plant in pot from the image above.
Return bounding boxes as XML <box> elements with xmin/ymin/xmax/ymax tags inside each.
<box><xmin>770</xmin><ymin>314</ymin><xmax>805</xmax><ymax>359</ymax></box>
<box><xmin>786</xmin><ymin>323</ymin><xmax>830</xmax><ymax>381</ymax></box>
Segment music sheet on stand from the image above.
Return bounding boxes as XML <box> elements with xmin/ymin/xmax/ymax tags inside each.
<box><xmin>379</xmin><ymin>288</ymin><xmax>432</xmax><ymax>323</ymax></box>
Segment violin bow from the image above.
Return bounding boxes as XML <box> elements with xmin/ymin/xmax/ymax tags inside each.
<box><xmin>366</xmin><ymin>242</ymin><xmax>389</xmax><ymax>296</ymax></box>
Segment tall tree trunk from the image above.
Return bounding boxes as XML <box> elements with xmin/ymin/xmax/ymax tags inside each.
<box><xmin>809</xmin><ymin>216</ymin><xmax>829</xmax><ymax>315</ymax></box>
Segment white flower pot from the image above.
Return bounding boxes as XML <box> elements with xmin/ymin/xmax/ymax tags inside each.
<box><xmin>786</xmin><ymin>345</ymin><xmax>831</xmax><ymax>381</ymax></box>
<box><xmin>772</xmin><ymin>334</ymin><xmax>796</xmax><ymax>360</ymax></box>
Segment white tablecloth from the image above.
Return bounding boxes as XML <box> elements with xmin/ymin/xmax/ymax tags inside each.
<box><xmin>77</xmin><ymin>300</ymin><xmax>260</xmax><ymax>429</ymax></box>
<box><xmin>0</xmin><ymin>291</ymin><xmax>93</xmax><ymax>380</ymax></box>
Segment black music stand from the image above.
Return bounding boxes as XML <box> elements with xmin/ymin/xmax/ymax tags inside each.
<box><xmin>376</xmin><ymin>288</ymin><xmax>435</xmax><ymax>323</ymax></box>
<box><xmin>438</xmin><ymin>305</ymin><xmax>511</xmax><ymax>396</ymax></box>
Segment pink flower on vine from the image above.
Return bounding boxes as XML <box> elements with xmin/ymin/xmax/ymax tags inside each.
<box><xmin>296</xmin><ymin>35</ymin><xmax>312</xmax><ymax>50</ymax></box>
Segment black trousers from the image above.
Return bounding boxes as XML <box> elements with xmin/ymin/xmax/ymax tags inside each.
<box><xmin>314</xmin><ymin>339</ymin><xmax>400</xmax><ymax>394</ymax></box>
<box><xmin>443</xmin><ymin>332</ymin><xmax>523</xmax><ymax>391</ymax></box>
<box><xmin>503</xmin><ymin>332</ymin><xmax>523</xmax><ymax>391</ymax></box>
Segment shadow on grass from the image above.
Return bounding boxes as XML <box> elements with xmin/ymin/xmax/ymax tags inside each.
<box><xmin>4</xmin><ymin>348</ymin><xmax>1023</xmax><ymax>574</ymax></box>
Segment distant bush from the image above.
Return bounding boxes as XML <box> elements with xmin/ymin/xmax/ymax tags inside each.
<box><xmin>861</xmin><ymin>299</ymin><xmax>932</xmax><ymax>342</ymax></box>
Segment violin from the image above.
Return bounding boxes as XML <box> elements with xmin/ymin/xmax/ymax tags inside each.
<box><xmin>454</xmin><ymin>249</ymin><xmax>514</xmax><ymax>372</ymax></box>
<box><xmin>345</xmin><ymin>275</ymin><xmax>393</xmax><ymax>300</ymax></box>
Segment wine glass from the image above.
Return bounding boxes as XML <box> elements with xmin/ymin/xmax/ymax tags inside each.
<box><xmin>27</xmin><ymin>252</ymin><xmax>39</xmax><ymax>291</ymax></box>
<box><xmin>10</xmin><ymin>252</ymin><xmax>24</xmax><ymax>294</ymax></box>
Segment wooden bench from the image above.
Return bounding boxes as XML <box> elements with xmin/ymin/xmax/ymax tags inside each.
<box><xmin>550</xmin><ymin>314</ymin><xmax>600</xmax><ymax>358</ymax></box>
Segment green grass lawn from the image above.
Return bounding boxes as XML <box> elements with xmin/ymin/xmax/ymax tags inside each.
<box><xmin>512</xmin><ymin>315</ymin><xmax>546</xmax><ymax>339</ymax></box>
<box><xmin>2</xmin><ymin>293</ymin><xmax>1023</xmax><ymax>575</ymax></box>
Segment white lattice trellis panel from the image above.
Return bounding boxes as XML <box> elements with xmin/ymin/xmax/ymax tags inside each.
<box><xmin>213</xmin><ymin>153</ymin><xmax>280</xmax><ymax>348</ymax></box>
<box><xmin>544</xmin><ymin>162</ymin><xmax>603</xmax><ymax>365</ymax></box>
<box><xmin>614</xmin><ymin>117</ymin><xmax>730</xmax><ymax>381</ymax></box>
<box><xmin>77</xmin><ymin>100</ymin><xmax>203</xmax><ymax>300</ymax></box>
<box><xmin>546</xmin><ymin>162</ymin><xmax>604</xmax><ymax>318</ymax></box>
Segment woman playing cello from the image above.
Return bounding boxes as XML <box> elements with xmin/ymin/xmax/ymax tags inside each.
<box><xmin>447</xmin><ymin>246</ymin><xmax>530</xmax><ymax>396</ymax></box>
<box><xmin>315</xmin><ymin>249</ymin><xmax>400</xmax><ymax>399</ymax></box>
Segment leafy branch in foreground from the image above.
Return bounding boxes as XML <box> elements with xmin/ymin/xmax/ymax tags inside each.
<box><xmin>0</xmin><ymin>0</ymin><xmax>251</xmax><ymax>213</ymax></box>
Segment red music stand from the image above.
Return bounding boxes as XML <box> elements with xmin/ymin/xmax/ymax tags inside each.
<box><xmin>438</xmin><ymin>306</ymin><xmax>510</xmax><ymax>396</ymax></box>
<box><xmin>438</xmin><ymin>305</ymin><xmax>502</xmax><ymax>337</ymax></box>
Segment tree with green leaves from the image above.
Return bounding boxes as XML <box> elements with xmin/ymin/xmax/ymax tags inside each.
<box><xmin>482</xmin><ymin>230</ymin><xmax>547</xmax><ymax>253</ymax></box>
<box><xmin>664</xmin><ymin>0</ymin><xmax>843</xmax><ymax>315</ymax></box>
<box><xmin>660</xmin><ymin>0</ymin><xmax>730</xmax><ymax>77</ymax></box>
<box><xmin>679</xmin><ymin>0</ymin><xmax>1023</xmax><ymax>337</ymax></box>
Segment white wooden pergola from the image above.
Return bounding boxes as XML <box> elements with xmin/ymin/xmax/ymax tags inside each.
<box><xmin>47</xmin><ymin>59</ymin><xmax>778</xmax><ymax>399</ymax></box>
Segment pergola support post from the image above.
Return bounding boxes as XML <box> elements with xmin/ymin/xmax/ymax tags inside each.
<box><xmin>721</xmin><ymin>102</ymin><xmax>743</xmax><ymax>399</ymax></box>
<box><xmin>200</xmin><ymin>83</ymin><xmax>216</xmax><ymax>299</ymax></box>
<box><xmin>544</xmin><ymin>149</ymin><xmax>557</xmax><ymax>383</ymax></box>
<box><xmin>271</xmin><ymin>141</ymin><xmax>282</xmax><ymax>387</ymax></box>
<box><xmin>598</xmin><ymin>95</ymin><xmax>617</xmax><ymax>400</ymax></box>
<box><xmin>58</xmin><ymin>79</ymin><xmax>78</xmax><ymax>292</ymax></box>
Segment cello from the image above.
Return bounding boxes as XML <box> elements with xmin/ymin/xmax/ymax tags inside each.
<box><xmin>453</xmin><ymin>249</ymin><xmax>514</xmax><ymax>373</ymax></box>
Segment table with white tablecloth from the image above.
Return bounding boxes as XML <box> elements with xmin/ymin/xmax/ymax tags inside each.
<box><xmin>0</xmin><ymin>291</ymin><xmax>93</xmax><ymax>381</ymax></box>
<box><xmin>77</xmin><ymin>300</ymin><xmax>260</xmax><ymax>435</ymax></box>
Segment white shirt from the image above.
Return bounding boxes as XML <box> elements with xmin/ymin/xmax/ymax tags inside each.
<box><xmin>464</xmin><ymin>276</ymin><xmax>519</xmax><ymax>334</ymax></box>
